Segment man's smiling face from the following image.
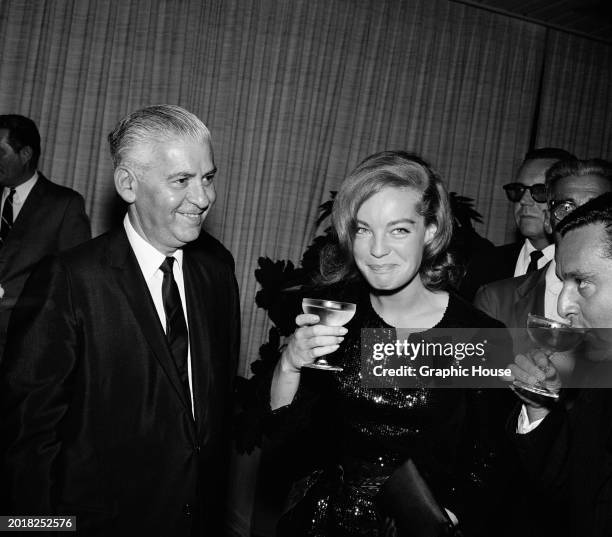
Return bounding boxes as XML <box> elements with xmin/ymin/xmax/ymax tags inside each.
<box><xmin>128</xmin><ymin>135</ymin><xmax>217</xmax><ymax>255</ymax></box>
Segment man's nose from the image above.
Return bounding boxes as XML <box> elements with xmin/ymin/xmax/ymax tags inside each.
<box><xmin>188</xmin><ymin>180</ymin><xmax>214</xmax><ymax>208</ymax></box>
<box><xmin>519</xmin><ymin>188</ymin><xmax>535</xmax><ymax>205</ymax></box>
<box><xmin>557</xmin><ymin>284</ymin><xmax>578</xmax><ymax>322</ymax></box>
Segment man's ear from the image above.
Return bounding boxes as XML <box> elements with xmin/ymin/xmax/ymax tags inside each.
<box><xmin>114</xmin><ymin>166</ymin><xmax>138</xmax><ymax>204</ymax></box>
<box><xmin>18</xmin><ymin>146</ymin><xmax>33</xmax><ymax>167</ymax></box>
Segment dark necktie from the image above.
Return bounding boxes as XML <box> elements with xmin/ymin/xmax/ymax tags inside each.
<box><xmin>526</xmin><ymin>250</ymin><xmax>544</xmax><ymax>273</ymax></box>
<box><xmin>159</xmin><ymin>257</ymin><xmax>190</xmax><ymax>402</ymax></box>
<box><xmin>0</xmin><ymin>188</ymin><xmax>16</xmax><ymax>247</ymax></box>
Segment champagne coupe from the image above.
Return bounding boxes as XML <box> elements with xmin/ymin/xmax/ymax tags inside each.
<box><xmin>511</xmin><ymin>313</ymin><xmax>586</xmax><ymax>400</ymax></box>
<box><xmin>301</xmin><ymin>298</ymin><xmax>356</xmax><ymax>371</ymax></box>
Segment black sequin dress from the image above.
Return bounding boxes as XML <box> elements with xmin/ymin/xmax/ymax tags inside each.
<box><xmin>258</xmin><ymin>285</ymin><xmax>512</xmax><ymax>537</ymax></box>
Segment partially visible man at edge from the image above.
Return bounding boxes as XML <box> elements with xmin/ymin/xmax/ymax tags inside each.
<box><xmin>508</xmin><ymin>192</ymin><xmax>612</xmax><ymax>537</ymax></box>
<box><xmin>0</xmin><ymin>114</ymin><xmax>90</xmax><ymax>360</ymax></box>
<box><xmin>473</xmin><ymin>158</ymin><xmax>612</xmax><ymax>537</ymax></box>
<box><xmin>0</xmin><ymin>105</ymin><xmax>240</xmax><ymax>536</ymax></box>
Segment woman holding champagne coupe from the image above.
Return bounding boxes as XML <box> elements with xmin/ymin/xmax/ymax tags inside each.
<box><xmin>264</xmin><ymin>151</ymin><xmax>510</xmax><ymax>536</ymax></box>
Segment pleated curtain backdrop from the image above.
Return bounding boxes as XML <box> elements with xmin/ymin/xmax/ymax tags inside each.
<box><xmin>0</xmin><ymin>0</ymin><xmax>610</xmax><ymax>379</ymax></box>
<box><xmin>2</xmin><ymin>1</ymin><xmax>612</xmax><ymax>535</ymax></box>
<box><xmin>535</xmin><ymin>28</ymin><xmax>612</xmax><ymax>166</ymax></box>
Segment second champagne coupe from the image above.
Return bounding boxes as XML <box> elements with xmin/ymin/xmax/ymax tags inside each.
<box><xmin>511</xmin><ymin>313</ymin><xmax>586</xmax><ymax>400</ymax></box>
<box><xmin>301</xmin><ymin>298</ymin><xmax>356</xmax><ymax>371</ymax></box>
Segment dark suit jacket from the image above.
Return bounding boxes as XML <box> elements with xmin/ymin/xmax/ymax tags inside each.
<box><xmin>477</xmin><ymin>265</ymin><xmax>588</xmax><ymax>537</ymax></box>
<box><xmin>0</xmin><ymin>173</ymin><xmax>91</xmax><ymax>358</ymax></box>
<box><xmin>459</xmin><ymin>241</ymin><xmax>522</xmax><ymax>302</ymax></box>
<box><xmin>512</xmin><ymin>389</ymin><xmax>612</xmax><ymax>537</ymax></box>
<box><xmin>0</xmin><ymin>226</ymin><xmax>240</xmax><ymax>536</ymax></box>
<box><xmin>474</xmin><ymin>264</ymin><xmax>547</xmax><ymax>354</ymax></box>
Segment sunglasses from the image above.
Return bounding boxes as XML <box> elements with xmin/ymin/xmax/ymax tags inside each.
<box><xmin>549</xmin><ymin>199</ymin><xmax>577</xmax><ymax>222</ymax></box>
<box><xmin>503</xmin><ymin>182</ymin><xmax>547</xmax><ymax>203</ymax></box>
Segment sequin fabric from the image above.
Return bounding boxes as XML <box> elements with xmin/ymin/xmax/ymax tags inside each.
<box><xmin>276</xmin><ymin>289</ymin><xmax>505</xmax><ymax>537</ymax></box>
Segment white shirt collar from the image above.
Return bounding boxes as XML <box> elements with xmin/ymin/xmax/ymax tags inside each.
<box><xmin>123</xmin><ymin>214</ymin><xmax>183</xmax><ymax>280</ymax></box>
<box><xmin>545</xmin><ymin>258</ymin><xmax>562</xmax><ymax>290</ymax></box>
<box><xmin>524</xmin><ymin>239</ymin><xmax>555</xmax><ymax>263</ymax></box>
<box><xmin>3</xmin><ymin>171</ymin><xmax>38</xmax><ymax>203</ymax></box>
<box><xmin>515</xmin><ymin>239</ymin><xmax>556</xmax><ymax>277</ymax></box>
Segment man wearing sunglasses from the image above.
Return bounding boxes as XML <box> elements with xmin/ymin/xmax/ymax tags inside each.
<box><xmin>460</xmin><ymin>148</ymin><xmax>574</xmax><ymax>300</ymax></box>
<box><xmin>475</xmin><ymin>157</ymin><xmax>612</xmax><ymax>350</ymax></box>
<box><xmin>474</xmin><ymin>158</ymin><xmax>612</xmax><ymax>537</ymax></box>
<box><xmin>506</xmin><ymin>193</ymin><xmax>612</xmax><ymax>537</ymax></box>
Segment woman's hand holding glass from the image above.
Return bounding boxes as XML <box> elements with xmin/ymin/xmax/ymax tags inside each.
<box><xmin>280</xmin><ymin>313</ymin><xmax>348</xmax><ymax>373</ymax></box>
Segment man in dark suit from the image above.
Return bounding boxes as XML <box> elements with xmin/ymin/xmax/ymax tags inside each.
<box><xmin>0</xmin><ymin>114</ymin><xmax>90</xmax><ymax>358</ymax></box>
<box><xmin>0</xmin><ymin>105</ymin><xmax>240</xmax><ymax>536</ymax></box>
<box><xmin>508</xmin><ymin>193</ymin><xmax>612</xmax><ymax>537</ymax></box>
<box><xmin>460</xmin><ymin>148</ymin><xmax>574</xmax><ymax>301</ymax></box>
<box><xmin>474</xmin><ymin>158</ymin><xmax>612</xmax><ymax>353</ymax></box>
<box><xmin>474</xmin><ymin>159</ymin><xmax>612</xmax><ymax>537</ymax></box>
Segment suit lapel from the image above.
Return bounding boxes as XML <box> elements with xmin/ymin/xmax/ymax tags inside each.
<box><xmin>583</xmin><ymin>391</ymin><xmax>612</xmax><ymax>498</ymax></box>
<box><xmin>3</xmin><ymin>174</ymin><xmax>48</xmax><ymax>248</ymax></box>
<box><xmin>108</xmin><ymin>227</ymin><xmax>193</xmax><ymax>414</ymax></box>
<box><xmin>183</xmin><ymin>250</ymin><xmax>213</xmax><ymax>439</ymax></box>
<box><xmin>0</xmin><ymin>176</ymin><xmax>49</xmax><ymax>278</ymax></box>
<box><xmin>508</xmin><ymin>267</ymin><xmax>547</xmax><ymax>352</ymax></box>
<box><xmin>533</xmin><ymin>269</ymin><xmax>547</xmax><ymax>316</ymax></box>
<box><xmin>502</xmin><ymin>242</ymin><xmax>523</xmax><ymax>276</ymax></box>
<box><xmin>514</xmin><ymin>265</ymin><xmax>547</xmax><ymax>321</ymax></box>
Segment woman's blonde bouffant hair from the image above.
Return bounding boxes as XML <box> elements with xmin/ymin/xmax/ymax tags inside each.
<box><xmin>319</xmin><ymin>150</ymin><xmax>457</xmax><ymax>291</ymax></box>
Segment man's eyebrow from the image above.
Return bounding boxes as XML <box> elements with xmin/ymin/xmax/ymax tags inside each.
<box><xmin>167</xmin><ymin>171</ymin><xmax>195</xmax><ymax>179</ymax></box>
<box><xmin>166</xmin><ymin>167</ymin><xmax>217</xmax><ymax>180</ymax></box>
<box><xmin>561</xmin><ymin>269</ymin><xmax>596</xmax><ymax>280</ymax></box>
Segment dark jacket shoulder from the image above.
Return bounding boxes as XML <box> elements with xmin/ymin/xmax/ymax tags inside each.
<box><xmin>189</xmin><ymin>229</ymin><xmax>235</xmax><ymax>272</ymax></box>
<box><xmin>459</xmin><ymin>241</ymin><xmax>522</xmax><ymax>301</ymax></box>
<box><xmin>448</xmin><ymin>291</ymin><xmax>506</xmax><ymax>329</ymax></box>
<box><xmin>477</xmin><ymin>263</ymin><xmax>546</xmax><ymax>300</ymax></box>
<box><xmin>37</xmin><ymin>173</ymin><xmax>86</xmax><ymax>201</ymax></box>
<box><xmin>54</xmin><ymin>226</ymin><xmax>235</xmax><ymax>273</ymax></box>
<box><xmin>495</xmin><ymin>241</ymin><xmax>523</xmax><ymax>259</ymax></box>
<box><xmin>51</xmin><ymin>228</ymin><xmax>115</xmax><ymax>269</ymax></box>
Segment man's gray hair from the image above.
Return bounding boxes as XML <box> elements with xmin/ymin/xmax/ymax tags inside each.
<box><xmin>558</xmin><ymin>192</ymin><xmax>612</xmax><ymax>259</ymax></box>
<box><xmin>108</xmin><ymin>104</ymin><xmax>211</xmax><ymax>168</ymax></box>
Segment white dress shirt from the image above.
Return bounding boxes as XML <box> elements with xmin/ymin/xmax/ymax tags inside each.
<box><xmin>123</xmin><ymin>214</ymin><xmax>194</xmax><ymax>416</ymax></box>
<box><xmin>514</xmin><ymin>240</ymin><xmax>555</xmax><ymax>277</ymax></box>
<box><xmin>1</xmin><ymin>171</ymin><xmax>38</xmax><ymax>221</ymax></box>
<box><xmin>517</xmin><ymin>258</ymin><xmax>564</xmax><ymax>434</ymax></box>
<box><xmin>516</xmin><ymin>405</ymin><xmax>545</xmax><ymax>434</ymax></box>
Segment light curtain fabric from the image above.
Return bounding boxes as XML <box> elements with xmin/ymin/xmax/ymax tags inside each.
<box><xmin>1</xmin><ymin>2</ymin><xmax>611</xmax><ymax>535</ymax></box>
<box><xmin>535</xmin><ymin>29</ymin><xmax>612</xmax><ymax>162</ymax></box>
<box><xmin>0</xmin><ymin>0</ymin><xmax>555</xmax><ymax>376</ymax></box>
